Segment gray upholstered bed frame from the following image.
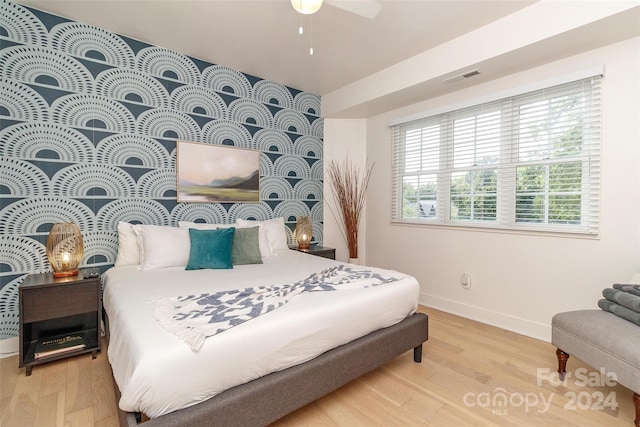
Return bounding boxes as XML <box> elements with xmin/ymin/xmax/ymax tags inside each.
<box><xmin>107</xmin><ymin>312</ymin><xmax>429</xmax><ymax>427</ymax></box>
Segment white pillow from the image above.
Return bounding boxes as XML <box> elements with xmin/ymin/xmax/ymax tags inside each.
<box><xmin>178</xmin><ymin>221</ymin><xmax>272</xmax><ymax>258</ymax></box>
<box><xmin>135</xmin><ymin>225</ymin><xmax>191</xmax><ymax>270</ymax></box>
<box><xmin>237</xmin><ymin>217</ymin><xmax>288</xmax><ymax>252</ymax></box>
<box><xmin>114</xmin><ymin>222</ymin><xmax>140</xmax><ymax>266</ymax></box>
<box><xmin>178</xmin><ymin>221</ymin><xmax>222</xmax><ymax>230</ymax></box>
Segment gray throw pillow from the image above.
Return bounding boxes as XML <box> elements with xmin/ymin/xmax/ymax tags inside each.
<box><xmin>232</xmin><ymin>226</ymin><xmax>263</xmax><ymax>265</ymax></box>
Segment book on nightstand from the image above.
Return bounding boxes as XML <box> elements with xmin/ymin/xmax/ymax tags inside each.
<box><xmin>34</xmin><ymin>333</ymin><xmax>86</xmax><ymax>359</ymax></box>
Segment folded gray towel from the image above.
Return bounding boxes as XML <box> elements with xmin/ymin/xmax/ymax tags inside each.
<box><xmin>612</xmin><ymin>283</ymin><xmax>640</xmax><ymax>297</ymax></box>
<box><xmin>598</xmin><ymin>299</ymin><xmax>640</xmax><ymax>326</ymax></box>
<box><xmin>603</xmin><ymin>287</ymin><xmax>640</xmax><ymax>312</ymax></box>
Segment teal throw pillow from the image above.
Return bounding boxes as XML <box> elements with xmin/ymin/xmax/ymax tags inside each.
<box><xmin>186</xmin><ymin>227</ymin><xmax>235</xmax><ymax>270</ymax></box>
<box><xmin>232</xmin><ymin>227</ymin><xmax>263</xmax><ymax>265</ymax></box>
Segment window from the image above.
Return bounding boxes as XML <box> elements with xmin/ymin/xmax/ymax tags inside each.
<box><xmin>391</xmin><ymin>73</ymin><xmax>602</xmax><ymax>235</ymax></box>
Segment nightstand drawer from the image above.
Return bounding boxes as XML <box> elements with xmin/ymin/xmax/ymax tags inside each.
<box><xmin>22</xmin><ymin>282</ymin><xmax>98</xmax><ymax>323</ymax></box>
<box><xmin>291</xmin><ymin>246</ymin><xmax>336</xmax><ymax>260</ymax></box>
<box><xmin>311</xmin><ymin>249</ymin><xmax>335</xmax><ymax>259</ymax></box>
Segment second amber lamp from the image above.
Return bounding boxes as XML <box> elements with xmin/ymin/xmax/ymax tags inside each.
<box><xmin>295</xmin><ymin>216</ymin><xmax>312</xmax><ymax>250</ymax></box>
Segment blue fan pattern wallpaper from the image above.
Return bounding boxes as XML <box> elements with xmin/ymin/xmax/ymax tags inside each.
<box><xmin>0</xmin><ymin>0</ymin><xmax>324</xmax><ymax>339</ymax></box>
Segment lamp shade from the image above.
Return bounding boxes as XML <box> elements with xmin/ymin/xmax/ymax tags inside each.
<box><xmin>46</xmin><ymin>223</ymin><xmax>83</xmax><ymax>278</ymax></box>
<box><xmin>295</xmin><ymin>216</ymin><xmax>313</xmax><ymax>250</ymax></box>
<box><xmin>290</xmin><ymin>0</ymin><xmax>323</xmax><ymax>15</ymax></box>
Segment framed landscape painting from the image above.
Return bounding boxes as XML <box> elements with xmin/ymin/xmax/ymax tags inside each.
<box><xmin>177</xmin><ymin>140</ymin><xmax>260</xmax><ymax>203</ymax></box>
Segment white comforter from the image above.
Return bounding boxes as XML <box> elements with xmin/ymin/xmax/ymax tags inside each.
<box><xmin>103</xmin><ymin>250</ymin><xmax>419</xmax><ymax>418</ymax></box>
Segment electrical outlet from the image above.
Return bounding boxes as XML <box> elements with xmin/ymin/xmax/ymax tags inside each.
<box><xmin>460</xmin><ymin>273</ymin><xmax>471</xmax><ymax>290</ymax></box>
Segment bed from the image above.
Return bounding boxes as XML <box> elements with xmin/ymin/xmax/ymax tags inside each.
<box><xmin>103</xmin><ymin>221</ymin><xmax>429</xmax><ymax>426</ymax></box>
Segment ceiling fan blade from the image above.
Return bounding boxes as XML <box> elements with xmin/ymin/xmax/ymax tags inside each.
<box><xmin>326</xmin><ymin>0</ymin><xmax>383</xmax><ymax>19</ymax></box>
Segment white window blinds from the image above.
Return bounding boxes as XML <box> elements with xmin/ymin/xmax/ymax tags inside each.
<box><xmin>391</xmin><ymin>73</ymin><xmax>602</xmax><ymax>235</ymax></box>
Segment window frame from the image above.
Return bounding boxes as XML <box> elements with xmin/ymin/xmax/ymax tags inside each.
<box><xmin>390</xmin><ymin>70</ymin><xmax>602</xmax><ymax>236</ymax></box>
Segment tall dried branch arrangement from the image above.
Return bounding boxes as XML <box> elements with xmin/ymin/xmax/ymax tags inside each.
<box><xmin>326</xmin><ymin>157</ymin><xmax>373</xmax><ymax>259</ymax></box>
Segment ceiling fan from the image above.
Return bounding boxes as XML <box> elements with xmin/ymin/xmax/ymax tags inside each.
<box><xmin>290</xmin><ymin>0</ymin><xmax>383</xmax><ymax>19</ymax></box>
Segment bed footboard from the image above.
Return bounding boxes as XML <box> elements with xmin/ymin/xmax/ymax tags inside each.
<box><xmin>111</xmin><ymin>312</ymin><xmax>429</xmax><ymax>427</ymax></box>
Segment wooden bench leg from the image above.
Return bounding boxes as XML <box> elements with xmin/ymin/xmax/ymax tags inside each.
<box><xmin>633</xmin><ymin>392</ymin><xmax>640</xmax><ymax>427</ymax></box>
<box><xmin>555</xmin><ymin>348</ymin><xmax>570</xmax><ymax>381</ymax></box>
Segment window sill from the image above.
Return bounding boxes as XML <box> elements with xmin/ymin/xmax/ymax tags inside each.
<box><xmin>390</xmin><ymin>220</ymin><xmax>599</xmax><ymax>240</ymax></box>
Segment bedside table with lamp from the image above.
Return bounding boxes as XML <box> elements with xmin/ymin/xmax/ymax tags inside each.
<box><xmin>18</xmin><ymin>223</ymin><xmax>101</xmax><ymax>376</ymax></box>
<box><xmin>290</xmin><ymin>216</ymin><xmax>336</xmax><ymax>260</ymax></box>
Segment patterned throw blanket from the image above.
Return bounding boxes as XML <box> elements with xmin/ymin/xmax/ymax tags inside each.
<box><xmin>154</xmin><ymin>265</ymin><xmax>399</xmax><ymax>351</ymax></box>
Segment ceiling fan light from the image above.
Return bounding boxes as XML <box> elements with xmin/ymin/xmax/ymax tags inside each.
<box><xmin>291</xmin><ymin>0</ymin><xmax>323</xmax><ymax>15</ymax></box>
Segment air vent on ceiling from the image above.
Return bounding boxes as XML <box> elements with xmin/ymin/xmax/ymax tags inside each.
<box><xmin>443</xmin><ymin>69</ymin><xmax>481</xmax><ymax>84</ymax></box>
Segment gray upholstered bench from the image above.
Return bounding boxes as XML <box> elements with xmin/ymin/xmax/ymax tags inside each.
<box><xmin>552</xmin><ymin>310</ymin><xmax>640</xmax><ymax>426</ymax></box>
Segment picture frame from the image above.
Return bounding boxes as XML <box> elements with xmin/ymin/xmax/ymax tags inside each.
<box><xmin>176</xmin><ymin>140</ymin><xmax>260</xmax><ymax>203</ymax></box>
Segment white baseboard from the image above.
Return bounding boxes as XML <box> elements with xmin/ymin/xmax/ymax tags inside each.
<box><xmin>419</xmin><ymin>292</ymin><xmax>552</xmax><ymax>343</ymax></box>
<box><xmin>0</xmin><ymin>337</ymin><xmax>18</xmax><ymax>358</ymax></box>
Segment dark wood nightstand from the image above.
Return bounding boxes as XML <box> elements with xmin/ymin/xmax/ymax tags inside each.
<box><xmin>19</xmin><ymin>269</ymin><xmax>101</xmax><ymax>376</ymax></box>
<box><xmin>291</xmin><ymin>245</ymin><xmax>336</xmax><ymax>260</ymax></box>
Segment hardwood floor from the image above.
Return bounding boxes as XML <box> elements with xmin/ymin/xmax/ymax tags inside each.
<box><xmin>0</xmin><ymin>338</ymin><xmax>119</xmax><ymax>426</ymax></box>
<box><xmin>1</xmin><ymin>306</ymin><xmax>635</xmax><ymax>426</ymax></box>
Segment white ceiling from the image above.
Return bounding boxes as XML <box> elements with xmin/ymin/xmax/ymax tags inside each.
<box><xmin>17</xmin><ymin>1</ymin><xmax>640</xmax><ymax>117</ymax></box>
<box><xmin>19</xmin><ymin>0</ymin><xmax>537</xmax><ymax>96</ymax></box>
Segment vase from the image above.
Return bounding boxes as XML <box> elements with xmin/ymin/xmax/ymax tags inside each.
<box><xmin>348</xmin><ymin>257</ymin><xmax>360</xmax><ymax>265</ymax></box>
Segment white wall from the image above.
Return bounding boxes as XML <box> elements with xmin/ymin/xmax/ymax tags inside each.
<box><xmin>321</xmin><ymin>0</ymin><xmax>639</xmax><ymax>118</ymax></box>
<box><xmin>361</xmin><ymin>37</ymin><xmax>640</xmax><ymax>341</ymax></box>
<box><xmin>323</xmin><ymin>119</ymin><xmax>368</xmax><ymax>263</ymax></box>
